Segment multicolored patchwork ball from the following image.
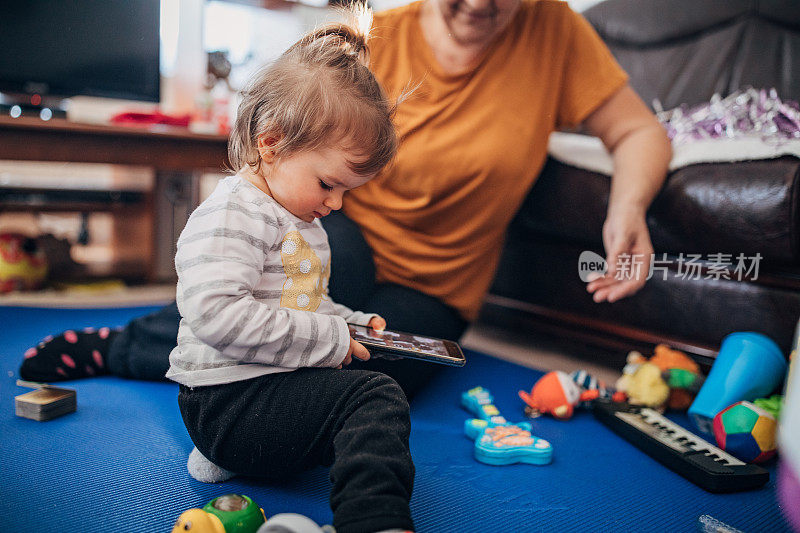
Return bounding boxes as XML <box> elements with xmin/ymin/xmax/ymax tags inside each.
<box><xmin>713</xmin><ymin>401</ymin><xmax>777</xmax><ymax>464</ymax></box>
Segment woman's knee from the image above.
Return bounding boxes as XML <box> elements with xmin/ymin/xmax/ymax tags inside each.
<box><xmin>366</xmin><ymin>284</ymin><xmax>468</xmax><ymax>341</ymax></box>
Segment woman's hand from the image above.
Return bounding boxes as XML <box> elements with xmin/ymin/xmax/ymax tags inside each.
<box><xmin>581</xmin><ymin>85</ymin><xmax>669</xmax><ymax>304</ymax></box>
<box><xmin>586</xmin><ymin>205</ymin><xmax>653</xmax><ymax>303</ymax></box>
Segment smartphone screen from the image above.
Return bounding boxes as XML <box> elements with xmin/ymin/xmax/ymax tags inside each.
<box><xmin>347</xmin><ymin>324</ymin><xmax>466</xmax><ymax>367</ymax></box>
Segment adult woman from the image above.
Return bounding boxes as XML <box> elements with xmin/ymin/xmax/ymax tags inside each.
<box><xmin>21</xmin><ymin>0</ymin><xmax>670</xmax><ymax>397</ymax></box>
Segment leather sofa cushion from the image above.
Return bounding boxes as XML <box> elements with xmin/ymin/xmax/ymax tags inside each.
<box><xmin>516</xmin><ymin>156</ymin><xmax>800</xmax><ymax>264</ymax></box>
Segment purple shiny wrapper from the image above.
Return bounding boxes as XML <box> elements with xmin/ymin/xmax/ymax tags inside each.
<box><xmin>656</xmin><ymin>88</ymin><xmax>800</xmax><ymax>146</ymax></box>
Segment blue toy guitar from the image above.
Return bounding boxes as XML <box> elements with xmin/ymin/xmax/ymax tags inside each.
<box><xmin>461</xmin><ymin>386</ymin><xmax>553</xmax><ymax>466</ymax></box>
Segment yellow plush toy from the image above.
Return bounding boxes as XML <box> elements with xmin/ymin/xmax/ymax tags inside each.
<box><xmin>616</xmin><ymin>354</ymin><xmax>671</xmax><ymax>410</ymax></box>
<box><xmin>616</xmin><ymin>346</ymin><xmax>706</xmax><ymax>411</ymax></box>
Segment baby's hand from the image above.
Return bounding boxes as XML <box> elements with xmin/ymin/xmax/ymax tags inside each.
<box><xmin>368</xmin><ymin>316</ymin><xmax>386</xmax><ymax>331</ymax></box>
<box><xmin>340</xmin><ymin>337</ymin><xmax>371</xmax><ymax>367</ymax></box>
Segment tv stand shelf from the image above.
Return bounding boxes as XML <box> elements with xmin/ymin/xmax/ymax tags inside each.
<box><xmin>0</xmin><ymin>116</ymin><xmax>229</xmax><ymax>282</ymax></box>
<box><xmin>0</xmin><ymin>116</ymin><xmax>228</xmax><ymax>170</ymax></box>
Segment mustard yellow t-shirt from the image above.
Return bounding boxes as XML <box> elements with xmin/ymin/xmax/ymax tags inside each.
<box><xmin>343</xmin><ymin>0</ymin><xmax>628</xmax><ymax>321</ymax></box>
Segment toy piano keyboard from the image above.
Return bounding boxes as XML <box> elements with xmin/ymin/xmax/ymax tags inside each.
<box><xmin>593</xmin><ymin>400</ymin><xmax>768</xmax><ymax>493</ymax></box>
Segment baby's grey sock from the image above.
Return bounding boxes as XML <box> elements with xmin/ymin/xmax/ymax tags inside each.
<box><xmin>187</xmin><ymin>447</ymin><xmax>235</xmax><ymax>483</ymax></box>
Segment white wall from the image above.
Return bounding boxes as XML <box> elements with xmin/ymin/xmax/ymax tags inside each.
<box><xmin>370</xmin><ymin>0</ymin><xmax>606</xmax><ymax>12</ymax></box>
<box><xmin>565</xmin><ymin>0</ymin><xmax>606</xmax><ymax>12</ymax></box>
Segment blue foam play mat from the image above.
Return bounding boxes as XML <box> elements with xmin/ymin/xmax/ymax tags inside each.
<box><xmin>0</xmin><ymin>305</ymin><xmax>792</xmax><ymax>532</ymax></box>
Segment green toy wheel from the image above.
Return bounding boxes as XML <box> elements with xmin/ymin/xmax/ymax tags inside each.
<box><xmin>203</xmin><ymin>494</ymin><xmax>265</xmax><ymax>533</ymax></box>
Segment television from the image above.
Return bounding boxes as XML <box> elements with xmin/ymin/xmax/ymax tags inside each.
<box><xmin>0</xmin><ymin>0</ymin><xmax>160</xmax><ymax>108</ymax></box>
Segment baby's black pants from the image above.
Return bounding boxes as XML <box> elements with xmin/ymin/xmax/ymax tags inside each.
<box><xmin>178</xmin><ymin>367</ymin><xmax>414</xmax><ymax>533</ymax></box>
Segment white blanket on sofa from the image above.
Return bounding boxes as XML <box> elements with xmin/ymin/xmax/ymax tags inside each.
<box><xmin>547</xmin><ymin>131</ymin><xmax>800</xmax><ymax>176</ymax></box>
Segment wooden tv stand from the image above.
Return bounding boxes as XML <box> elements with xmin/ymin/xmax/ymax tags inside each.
<box><xmin>0</xmin><ymin>115</ymin><xmax>228</xmax><ymax>169</ymax></box>
<box><xmin>0</xmin><ymin>115</ymin><xmax>229</xmax><ymax>281</ymax></box>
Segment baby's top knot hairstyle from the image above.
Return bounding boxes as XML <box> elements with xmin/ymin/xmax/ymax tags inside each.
<box><xmin>293</xmin><ymin>22</ymin><xmax>368</xmax><ymax>60</ymax></box>
<box><xmin>229</xmin><ymin>3</ymin><xmax>397</xmax><ymax>178</ymax></box>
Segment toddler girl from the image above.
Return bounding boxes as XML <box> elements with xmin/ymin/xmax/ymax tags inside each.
<box><xmin>167</xmin><ymin>11</ymin><xmax>413</xmax><ymax>533</ymax></box>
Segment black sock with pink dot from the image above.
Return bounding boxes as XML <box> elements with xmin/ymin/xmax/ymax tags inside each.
<box><xmin>20</xmin><ymin>327</ymin><xmax>121</xmax><ymax>382</ymax></box>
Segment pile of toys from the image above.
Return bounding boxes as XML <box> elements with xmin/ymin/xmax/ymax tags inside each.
<box><xmin>517</xmin><ymin>344</ymin><xmax>707</xmax><ymax>420</ymax></box>
<box><xmin>509</xmin><ymin>333</ymin><xmax>789</xmax><ymax>466</ymax></box>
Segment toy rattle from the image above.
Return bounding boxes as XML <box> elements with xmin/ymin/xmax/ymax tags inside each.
<box><xmin>173</xmin><ymin>494</ymin><xmax>265</xmax><ymax>533</ymax></box>
<box><xmin>461</xmin><ymin>386</ymin><xmax>552</xmax><ymax>466</ymax></box>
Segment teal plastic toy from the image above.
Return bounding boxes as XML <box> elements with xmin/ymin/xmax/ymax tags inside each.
<box><xmin>461</xmin><ymin>386</ymin><xmax>553</xmax><ymax>466</ymax></box>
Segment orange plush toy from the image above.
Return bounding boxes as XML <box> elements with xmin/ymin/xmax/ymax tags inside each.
<box><xmin>519</xmin><ymin>371</ymin><xmax>595</xmax><ymax>420</ymax></box>
<box><xmin>651</xmin><ymin>344</ymin><xmax>705</xmax><ymax>410</ymax></box>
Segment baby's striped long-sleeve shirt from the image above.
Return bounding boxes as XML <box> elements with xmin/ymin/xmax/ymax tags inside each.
<box><xmin>165</xmin><ymin>175</ymin><xmax>376</xmax><ymax>387</ymax></box>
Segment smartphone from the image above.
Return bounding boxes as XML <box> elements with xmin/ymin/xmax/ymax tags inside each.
<box><xmin>347</xmin><ymin>324</ymin><xmax>466</xmax><ymax>367</ymax></box>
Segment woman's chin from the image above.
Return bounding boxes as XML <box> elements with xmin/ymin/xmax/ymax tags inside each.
<box><xmin>448</xmin><ymin>22</ymin><xmax>497</xmax><ymax>46</ymax></box>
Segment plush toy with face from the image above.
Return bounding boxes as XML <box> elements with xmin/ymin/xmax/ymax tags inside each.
<box><xmin>519</xmin><ymin>371</ymin><xmax>583</xmax><ymax>420</ymax></box>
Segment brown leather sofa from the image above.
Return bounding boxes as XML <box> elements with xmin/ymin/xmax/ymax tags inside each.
<box><xmin>483</xmin><ymin>0</ymin><xmax>800</xmax><ymax>366</ymax></box>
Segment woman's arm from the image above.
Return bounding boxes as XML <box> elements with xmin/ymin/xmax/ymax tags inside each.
<box><xmin>582</xmin><ymin>84</ymin><xmax>672</xmax><ymax>303</ymax></box>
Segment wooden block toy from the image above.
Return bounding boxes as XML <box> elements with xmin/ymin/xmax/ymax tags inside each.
<box><xmin>15</xmin><ymin>380</ymin><xmax>76</xmax><ymax>421</ymax></box>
